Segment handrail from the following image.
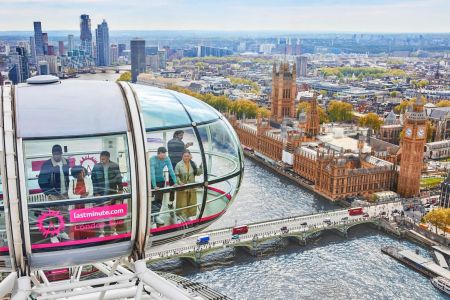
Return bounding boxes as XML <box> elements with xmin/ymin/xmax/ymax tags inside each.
<box><xmin>150</xmin><ymin>180</ymin><xmax>233</xmax><ymax>216</ymax></box>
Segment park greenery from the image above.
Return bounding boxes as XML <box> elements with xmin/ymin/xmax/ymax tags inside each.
<box><xmin>167</xmin><ymin>86</ymin><xmax>269</xmax><ymax>119</ymax></box>
<box><xmin>420</xmin><ymin>177</ymin><xmax>445</xmax><ymax>189</ymax></box>
<box><xmin>422</xmin><ymin>208</ymin><xmax>450</xmax><ymax>233</ymax></box>
<box><xmin>319</xmin><ymin>67</ymin><xmax>406</xmax><ymax>79</ymax></box>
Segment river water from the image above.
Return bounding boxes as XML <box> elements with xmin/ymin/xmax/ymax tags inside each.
<box><xmin>185</xmin><ymin>158</ymin><xmax>446</xmax><ymax>300</ymax></box>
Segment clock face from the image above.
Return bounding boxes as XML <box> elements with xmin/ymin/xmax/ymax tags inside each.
<box><xmin>405</xmin><ymin>127</ymin><xmax>412</xmax><ymax>137</ymax></box>
<box><xmin>417</xmin><ymin>127</ymin><xmax>425</xmax><ymax>138</ymax></box>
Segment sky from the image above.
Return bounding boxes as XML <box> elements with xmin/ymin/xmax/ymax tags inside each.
<box><xmin>0</xmin><ymin>0</ymin><xmax>449</xmax><ymax>33</ymax></box>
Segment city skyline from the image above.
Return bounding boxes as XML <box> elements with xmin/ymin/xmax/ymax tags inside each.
<box><xmin>0</xmin><ymin>0</ymin><xmax>449</xmax><ymax>33</ymax></box>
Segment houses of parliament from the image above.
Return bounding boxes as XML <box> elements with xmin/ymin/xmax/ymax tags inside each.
<box><xmin>230</xmin><ymin>61</ymin><xmax>426</xmax><ymax>201</ymax></box>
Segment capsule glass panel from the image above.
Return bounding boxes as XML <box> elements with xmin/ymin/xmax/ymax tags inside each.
<box><xmin>201</xmin><ymin>176</ymin><xmax>239</xmax><ymax>221</ymax></box>
<box><xmin>23</xmin><ymin>134</ymin><xmax>132</xmax><ymax>252</ymax></box>
<box><xmin>133</xmin><ymin>85</ymin><xmax>191</xmax><ymax>130</ymax></box>
<box><xmin>197</xmin><ymin>120</ymin><xmax>240</xmax><ymax>181</ymax></box>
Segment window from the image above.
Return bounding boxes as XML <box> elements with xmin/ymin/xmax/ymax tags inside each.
<box><xmin>23</xmin><ymin>134</ymin><xmax>132</xmax><ymax>251</ymax></box>
<box><xmin>146</xmin><ymin>128</ymin><xmax>205</xmax><ymax>229</ymax></box>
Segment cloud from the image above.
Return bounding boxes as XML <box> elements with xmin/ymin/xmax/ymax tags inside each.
<box><xmin>0</xmin><ymin>0</ymin><xmax>449</xmax><ymax>32</ymax></box>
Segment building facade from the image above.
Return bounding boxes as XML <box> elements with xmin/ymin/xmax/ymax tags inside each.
<box><xmin>397</xmin><ymin>95</ymin><xmax>427</xmax><ymax>198</ymax></box>
<box><xmin>271</xmin><ymin>62</ymin><xmax>297</xmax><ymax>123</ymax></box>
<box><xmin>95</xmin><ymin>20</ymin><xmax>110</xmax><ymax>66</ymax></box>
<box><xmin>131</xmin><ymin>39</ymin><xmax>146</xmax><ymax>83</ymax></box>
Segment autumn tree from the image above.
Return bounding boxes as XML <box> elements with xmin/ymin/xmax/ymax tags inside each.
<box><xmin>296</xmin><ymin>102</ymin><xmax>329</xmax><ymax>124</ymax></box>
<box><xmin>116</xmin><ymin>71</ymin><xmax>131</xmax><ymax>82</ymax></box>
<box><xmin>425</xmin><ymin>120</ymin><xmax>435</xmax><ymax>142</ymax></box>
<box><xmin>394</xmin><ymin>99</ymin><xmax>414</xmax><ymax>114</ymax></box>
<box><xmin>436</xmin><ymin>100</ymin><xmax>450</xmax><ymax>107</ymax></box>
<box><xmin>327</xmin><ymin>100</ymin><xmax>353</xmax><ymax>122</ymax></box>
<box><xmin>423</xmin><ymin>208</ymin><xmax>450</xmax><ymax>233</ymax></box>
<box><xmin>359</xmin><ymin>113</ymin><xmax>383</xmax><ymax>132</ymax></box>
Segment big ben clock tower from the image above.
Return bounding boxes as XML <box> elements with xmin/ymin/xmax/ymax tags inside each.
<box><xmin>397</xmin><ymin>93</ymin><xmax>427</xmax><ymax>198</ymax></box>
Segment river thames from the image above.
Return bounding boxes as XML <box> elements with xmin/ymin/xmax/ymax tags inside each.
<box><xmin>185</xmin><ymin>158</ymin><xmax>446</xmax><ymax>300</ymax></box>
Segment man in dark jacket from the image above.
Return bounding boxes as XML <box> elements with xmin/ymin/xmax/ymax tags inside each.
<box><xmin>91</xmin><ymin>151</ymin><xmax>123</xmax><ymax>196</ymax></box>
<box><xmin>38</xmin><ymin>144</ymin><xmax>70</xmax><ymax>200</ymax></box>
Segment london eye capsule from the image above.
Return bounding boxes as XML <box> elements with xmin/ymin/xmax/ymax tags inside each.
<box><xmin>0</xmin><ymin>76</ymin><xmax>243</xmax><ymax>272</ymax></box>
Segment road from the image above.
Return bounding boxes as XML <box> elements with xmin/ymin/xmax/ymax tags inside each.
<box><xmin>146</xmin><ymin>201</ymin><xmax>403</xmax><ymax>259</ymax></box>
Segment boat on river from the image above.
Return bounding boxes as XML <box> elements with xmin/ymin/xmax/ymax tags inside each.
<box><xmin>431</xmin><ymin>276</ymin><xmax>450</xmax><ymax>296</ymax></box>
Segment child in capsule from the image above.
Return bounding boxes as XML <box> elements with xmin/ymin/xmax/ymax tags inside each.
<box><xmin>68</xmin><ymin>165</ymin><xmax>94</xmax><ymax>239</ymax></box>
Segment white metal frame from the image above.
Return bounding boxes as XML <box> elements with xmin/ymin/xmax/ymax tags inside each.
<box><xmin>1</xmin><ymin>82</ymin><xmax>25</xmax><ymax>272</ymax></box>
<box><xmin>118</xmin><ymin>82</ymin><xmax>150</xmax><ymax>257</ymax></box>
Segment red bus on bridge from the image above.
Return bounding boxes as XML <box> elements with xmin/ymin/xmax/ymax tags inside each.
<box><xmin>348</xmin><ymin>207</ymin><xmax>364</xmax><ymax>216</ymax></box>
<box><xmin>232</xmin><ymin>225</ymin><xmax>249</xmax><ymax>235</ymax></box>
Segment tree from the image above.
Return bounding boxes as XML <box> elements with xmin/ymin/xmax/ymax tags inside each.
<box><xmin>394</xmin><ymin>99</ymin><xmax>414</xmax><ymax>114</ymax></box>
<box><xmin>436</xmin><ymin>100</ymin><xmax>450</xmax><ymax>107</ymax></box>
<box><xmin>423</xmin><ymin>208</ymin><xmax>450</xmax><ymax>233</ymax></box>
<box><xmin>426</xmin><ymin>120</ymin><xmax>435</xmax><ymax>142</ymax></box>
<box><xmin>327</xmin><ymin>100</ymin><xmax>353</xmax><ymax>122</ymax></box>
<box><xmin>359</xmin><ymin>113</ymin><xmax>383</xmax><ymax>132</ymax></box>
<box><xmin>296</xmin><ymin>102</ymin><xmax>329</xmax><ymax>124</ymax></box>
<box><xmin>116</xmin><ymin>71</ymin><xmax>131</xmax><ymax>82</ymax></box>
<box><xmin>390</xmin><ymin>91</ymin><xmax>398</xmax><ymax>97</ymax></box>
<box><xmin>417</xmin><ymin>79</ymin><xmax>429</xmax><ymax>88</ymax></box>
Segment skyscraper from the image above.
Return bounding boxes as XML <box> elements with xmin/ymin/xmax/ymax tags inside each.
<box><xmin>29</xmin><ymin>36</ymin><xmax>36</xmax><ymax>64</ymax></box>
<box><xmin>58</xmin><ymin>41</ymin><xmax>65</xmax><ymax>56</ymax></box>
<box><xmin>68</xmin><ymin>34</ymin><xmax>74</xmax><ymax>52</ymax></box>
<box><xmin>33</xmin><ymin>21</ymin><xmax>44</xmax><ymax>56</ymax></box>
<box><xmin>110</xmin><ymin>44</ymin><xmax>118</xmax><ymax>65</ymax></box>
<box><xmin>42</xmin><ymin>32</ymin><xmax>49</xmax><ymax>55</ymax></box>
<box><xmin>8</xmin><ymin>47</ymin><xmax>29</xmax><ymax>84</ymax></box>
<box><xmin>80</xmin><ymin>14</ymin><xmax>93</xmax><ymax>56</ymax></box>
<box><xmin>95</xmin><ymin>20</ymin><xmax>110</xmax><ymax>66</ymax></box>
<box><xmin>130</xmin><ymin>39</ymin><xmax>146</xmax><ymax>83</ymax></box>
<box><xmin>296</xmin><ymin>55</ymin><xmax>308</xmax><ymax>77</ymax></box>
<box><xmin>118</xmin><ymin>43</ymin><xmax>126</xmax><ymax>57</ymax></box>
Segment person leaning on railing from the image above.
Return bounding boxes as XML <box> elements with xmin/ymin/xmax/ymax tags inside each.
<box><xmin>150</xmin><ymin>146</ymin><xmax>178</xmax><ymax>226</ymax></box>
<box><xmin>174</xmin><ymin>149</ymin><xmax>203</xmax><ymax>221</ymax></box>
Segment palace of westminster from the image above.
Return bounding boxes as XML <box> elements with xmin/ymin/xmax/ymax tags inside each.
<box><xmin>231</xmin><ymin>62</ymin><xmax>430</xmax><ymax>201</ymax></box>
